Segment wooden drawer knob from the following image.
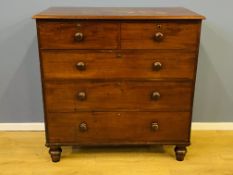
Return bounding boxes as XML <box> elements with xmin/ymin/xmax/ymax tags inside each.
<box><xmin>151</xmin><ymin>122</ymin><xmax>159</xmax><ymax>131</ymax></box>
<box><xmin>74</xmin><ymin>32</ymin><xmax>84</xmax><ymax>42</ymax></box>
<box><xmin>153</xmin><ymin>62</ymin><xmax>162</xmax><ymax>71</ymax></box>
<box><xmin>79</xmin><ymin>122</ymin><xmax>88</xmax><ymax>132</ymax></box>
<box><xmin>77</xmin><ymin>91</ymin><xmax>86</xmax><ymax>101</ymax></box>
<box><xmin>76</xmin><ymin>62</ymin><xmax>86</xmax><ymax>71</ymax></box>
<box><xmin>154</xmin><ymin>32</ymin><xmax>164</xmax><ymax>42</ymax></box>
<box><xmin>151</xmin><ymin>91</ymin><xmax>160</xmax><ymax>100</ymax></box>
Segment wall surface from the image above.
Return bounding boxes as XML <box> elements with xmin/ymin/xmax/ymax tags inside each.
<box><xmin>0</xmin><ymin>0</ymin><xmax>233</xmax><ymax>122</ymax></box>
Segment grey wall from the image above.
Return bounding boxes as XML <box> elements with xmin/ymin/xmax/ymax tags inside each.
<box><xmin>0</xmin><ymin>0</ymin><xmax>233</xmax><ymax>122</ymax></box>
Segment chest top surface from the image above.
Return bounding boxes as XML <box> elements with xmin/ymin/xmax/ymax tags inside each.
<box><xmin>33</xmin><ymin>7</ymin><xmax>205</xmax><ymax>20</ymax></box>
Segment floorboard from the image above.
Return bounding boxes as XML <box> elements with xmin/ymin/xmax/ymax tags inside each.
<box><xmin>0</xmin><ymin>131</ymin><xmax>233</xmax><ymax>175</ymax></box>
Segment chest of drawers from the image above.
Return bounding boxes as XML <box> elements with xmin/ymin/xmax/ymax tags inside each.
<box><xmin>33</xmin><ymin>7</ymin><xmax>205</xmax><ymax>162</ymax></box>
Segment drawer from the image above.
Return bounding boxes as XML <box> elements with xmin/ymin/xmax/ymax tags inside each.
<box><xmin>47</xmin><ymin>112</ymin><xmax>190</xmax><ymax>144</ymax></box>
<box><xmin>42</xmin><ymin>50</ymin><xmax>196</xmax><ymax>80</ymax></box>
<box><xmin>45</xmin><ymin>81</ymin><xmax>192</xmax><ymax>112</ymax></box>
<box><xmin>37</xmin><ymin>21</ymin><xmax>120</xmax><ymax>49</ymax></box>
<box><xmin>121</xmin><ymin>21</ymin><xmax>201</xmax><ymax>50</ymax></box>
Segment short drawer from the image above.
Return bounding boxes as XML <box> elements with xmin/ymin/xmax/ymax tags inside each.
<box><xmin>47</xmin><ymin>112</ymin><xmax>190</xmax><ymax>144</ymax></box>
<box><xmin>121</xmin><ymin>21</ymin><xmax>201</xmax><ymax>50</ymax></box>
<box><xmin>37</xmin><ymin>21</ymin><xmax>120</xmax><ymax>49</ymax></box>
<box><xmin>45</xmin><ymin>81</ymin><xmax>192</xmax><ymax>112</ymax></box>
<box><xmin>41</xmin><ymin>50</ymin><xmax>196</xmax><ymax>80</ymax></box>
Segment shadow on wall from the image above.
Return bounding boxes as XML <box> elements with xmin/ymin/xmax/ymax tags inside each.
<box><xmin>193</xmin><ymin>22</ymin><xmax>233</xmax><ymax>122</ymax></box>
<box><xmin>0</xmin><ymin>19</ymin><xmax>43</xmax><ymax>122</ymax></box>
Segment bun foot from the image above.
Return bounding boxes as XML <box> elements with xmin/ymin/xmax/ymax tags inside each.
<box><xmin>174</xmin><ymin>146</ymin><xmax>187</xmax><ymax>161</ymax></box>
<box><xmin>49</xmin><ymin>146</ymin><xmax>62</xmax><ymax>162</ymax></box>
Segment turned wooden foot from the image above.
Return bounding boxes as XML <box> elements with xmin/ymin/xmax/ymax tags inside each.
<box><xmin>174</xmin><ymin>146</ymin><xmax>187</xmax><ymax>161</ymax></box>
<box><xmin>49</xmin><ymin>146</ymin><xmax>62</xmax><ymax>162</ymax></box>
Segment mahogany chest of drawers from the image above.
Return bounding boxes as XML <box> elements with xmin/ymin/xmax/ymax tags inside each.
<box><xmin>33</xmin><ymin>7</ymin><xmax>205</xmax><ymax>162</ymax></box>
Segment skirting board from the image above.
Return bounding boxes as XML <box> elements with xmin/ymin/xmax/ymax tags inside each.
<box><xmin>0</xmin><ymin>122</ymin><xmax>233</xmax><ymax>131</ymax></box>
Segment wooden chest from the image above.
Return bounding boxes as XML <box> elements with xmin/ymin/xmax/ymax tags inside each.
<box><xmin>33</xmin><ymin>7</ymin><xmax>205</xmax><ymax>162</ymax></box>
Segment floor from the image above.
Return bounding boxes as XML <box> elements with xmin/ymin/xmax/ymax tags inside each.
<box><xmin>0</xmin><ymin>131</ymin><xmax>233</xmax><ymax>175</ymax></box>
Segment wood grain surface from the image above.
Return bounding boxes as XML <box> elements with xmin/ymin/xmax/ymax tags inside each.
<box><xmin>44</xmin><ymin>81</ymin><xmax>192</xmax><ymax>112</ymax></box>
<box><xmin>37</xmin><ymin>21</ymin><xmax>120</xmax><ymax>49</ymax></box>
<box><xmin>33</xmin><ymin>7</ymin><xmax>205</xmax><ymax>20</ymax></box>
<box><xmin>0</xmin><ymin>131</ymin><xmax>232</xmax><ymax>175</ymax></box>
<box><xmin>47</xmin><ymin>112</ymin><xmax>190</xmax><ymax>144</ymax></box>
<box><xmin>121</xmin><ymin>21</ymin><xmax>201</xmax><ymax>50</ymax></box>
<box><xmin>41</xmin><ymin>50</ymin><xmax>196</xmax><ymax>80</ymax></box>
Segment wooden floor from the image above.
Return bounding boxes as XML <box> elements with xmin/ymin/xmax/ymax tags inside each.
<box><xmin>0</xmin><ymin>131</ymin><xmax>233</xmax><ymax>175</ymax></box>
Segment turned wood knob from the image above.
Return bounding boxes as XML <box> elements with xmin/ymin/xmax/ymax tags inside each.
<box><xmin>76</xmin><ymin>62</ymin><xmax>86</xmax><ymax>71</ymax></box>
<box><xmin>154</xmin><ymin>32</ymin><xmax>164</xmax><ymax>41</ymax></box>
<box><xmin>79</xmin><ymin>122</ymin><xmax>88</xmax><ymax>132</ymax></box>
<box><xmin>151</xmin><ymin>91</ymin><xmax>160</xmax><ymax>100</ymax></box>
<box><xmin>151</xmin><ymin>122</ymin><xmax>159</xmax><ymax>131</ymax></box>
<box><xmin>77</xmin><ymin>91</ymin><xmax>86</xmax><ymax>101</ymax></box>
<box><xmin>153</xmin><ymin>62</ymin><xmax>162</xmax><ymax>71</ymax></box>
<box><xmin>74</xmin><ymin>32</ymin><xmax>84</xmax><ymax>41</ymax></box>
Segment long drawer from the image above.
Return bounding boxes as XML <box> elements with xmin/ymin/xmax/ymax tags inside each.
<box><xmin>47</xmin><ymin>112</ymin><xmax>190</xmax><ymax>144</ymax></box>
<box><xmin>41</xmin><ymin>50</ymin><xmax>196</xmax><ymax>80</ymax></box>
<box><xmin>45</xmin><ymin>81</ymin><xmax>192</xmax><ymax>112</ymax></box>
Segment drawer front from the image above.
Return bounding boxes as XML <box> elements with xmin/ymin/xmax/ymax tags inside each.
<box><xmin>42</xmin><ymin>50</ymin><xmax>196</xmax><ymax>80</ymax></box>
<box><xmin>47</xmin><ymin>112</ymin><xmax>190</xmax><ymax>144</ymax></box>
<box><xmin>45</xmin><ymin>81</ymin><xmax>192</xmax><ymax>112</ymax></box>
<box><xmin>37</xmin><ymin>21</ymin><xmax>119</xmax><ymax>49</ymax></box>
<box><xmin>121</xmin><ymin>21</ymin><xmax>201</xmax><ymax>50</ymax></box>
